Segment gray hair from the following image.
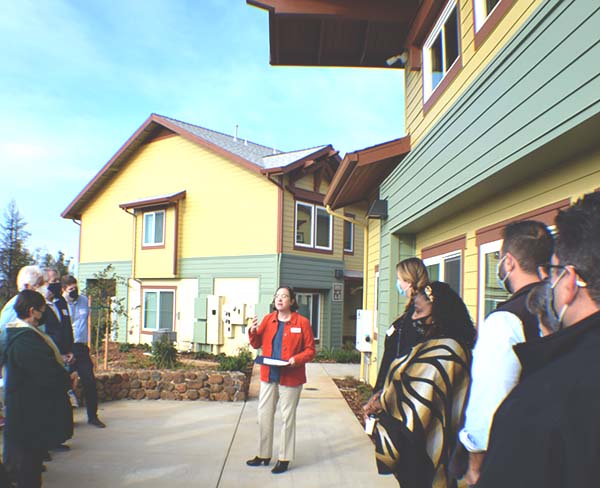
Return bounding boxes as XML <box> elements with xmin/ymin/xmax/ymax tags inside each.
<box><xmin>16</xmin><ymin>265</ymin><xmax>46</xmax><ymax>291</ymax></box>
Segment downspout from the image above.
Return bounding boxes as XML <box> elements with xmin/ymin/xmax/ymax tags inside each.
<box><xmin>71</xmin><ymin>219</ymin><xmax>81</xmax><ymax>276</ymax></box>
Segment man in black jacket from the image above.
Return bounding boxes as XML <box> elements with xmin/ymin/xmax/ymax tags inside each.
<box><xmin>476</xmin><ymin>192</ymin><xmax>600</xmax><ymax>487</ymax></box>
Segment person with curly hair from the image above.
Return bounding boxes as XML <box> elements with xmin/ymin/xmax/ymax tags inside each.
<box><xmin>369</xmin><ymin>281</ymin><xmax>476</xmax><ymax>488</ymax></box>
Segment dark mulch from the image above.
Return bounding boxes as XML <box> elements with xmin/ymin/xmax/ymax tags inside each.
<box><xmin>332</xmin><ymin>377</ymin><xmax>374</xmax><ymax>428</ymax></box>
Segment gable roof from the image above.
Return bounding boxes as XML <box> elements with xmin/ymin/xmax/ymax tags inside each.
<box><xmin>62</xmin><ymin>114</ymin><xmax>335</xmax><ymax>220</ymax></box>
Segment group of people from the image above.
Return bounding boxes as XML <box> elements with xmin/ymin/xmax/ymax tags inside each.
<box><xmin>364</xmin><ymin>192</ymin><xmax>600</xmax><ymax>487</ymax></box>
<box><xmin>0</xmin><ymin>266</ymin><xmax>105</xmax><ymax>487</ymax></box>
<box><xmin>244</xmin><ymin>191</ymin><xmax>600</xmax><ymax>487</ymax></box>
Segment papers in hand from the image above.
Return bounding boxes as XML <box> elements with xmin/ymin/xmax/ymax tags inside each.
<box><xmin>255</xmin><ymin>355</ymin><xmax>289</xmax><ymax>367</ymax></box>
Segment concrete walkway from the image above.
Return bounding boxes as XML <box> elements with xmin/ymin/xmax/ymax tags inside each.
<box><xmin>44</xmin><ymin>363</ymin><xmax>396</xmax><ymax>488</ymax></box>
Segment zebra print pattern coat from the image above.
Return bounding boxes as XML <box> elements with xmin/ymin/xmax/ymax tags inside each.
<box><xmin>373</xmin><ymin>337</ymin><xmax>471</xmax><ymax>488</ymax></box>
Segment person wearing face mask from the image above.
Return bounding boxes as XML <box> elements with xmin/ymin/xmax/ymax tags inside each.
<box><xmin>363</xmin><ymin>258</ymin><xmax>429</xmax><ymax>417</ymax></box>
<box><xmin>4</xmin><ymin>290</ymin><xmax>73</xmax><ymax>488</ymax></box>
<box><xmin>456</xmin><ymin>220</ymin><xmax>552</xmax><ymax>485</ymax></box>
<box><xmin>61</xmin><ymin>275</ymin><xmax>106</xmax><ymax>428</ymax></box>
<box><xmin>369</xmin><ymin>281</ymin><xmax>476</xmax><ymax>487</ymax></box>
<box><xmin>0</xmin><ymin>265</ymin><xmax>48</xmax><ymax>345</ymax></box>
<box><xmin>0</xmin><ymin>266</ymin><xmax>49</xmax><ymax>481</ymax></box>
<box><xmin>475</xmin><ymin>192</ymin><xmax>600</xmax><ymax>488</ymax></box>
<box><xmin>43</xmin><ymin>269</ymin><xmax>75</xmax><ymax>372</ymax></box>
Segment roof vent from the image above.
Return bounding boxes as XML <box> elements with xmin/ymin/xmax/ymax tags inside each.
<box><xmin>233</xmin><ymin>124</ymin><xmax>238</xmax><ymax>142</ymax></box>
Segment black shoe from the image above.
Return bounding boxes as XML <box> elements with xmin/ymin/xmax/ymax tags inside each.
<box><xmin>51</xmin><ymin>443</ymin><xmax>71</xmax><ymax>452</ymax></box>
<box><xmin>246</xmin><ymin>456</ymin><xmax>270</xmax><ymax>466</ymax></box>
<box><xmin>88</xmin><ymin>417</ymin><xmax>106</xmax><ymax>428</ymax></box>
<box><xmin>271</xmin><ymin>460</ymin><xmax>289</xmax><ymax>474</ymax></box>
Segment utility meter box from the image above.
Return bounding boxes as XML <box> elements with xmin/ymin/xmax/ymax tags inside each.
<box><xmin>355</xmin><ymin>309</ymin><xmax>373</xmax><ymax>353</ymax></box>
<box><xmin>206</xmin><ymin>295</ymin><xmax>224</xmax><ymax>345</ymax></box>
<box><xmin>222</xmin><ymin>304</ymin><xmax>235</xmax><ymax>339</ymax></box>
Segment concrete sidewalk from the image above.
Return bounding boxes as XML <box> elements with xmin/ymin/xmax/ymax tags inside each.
<box><xmin>44</xmin><ymin>363</ymin><xmax>396</xmax><ymax>488</ymax></box>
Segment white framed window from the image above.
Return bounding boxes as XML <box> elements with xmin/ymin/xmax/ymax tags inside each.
<box><xmin>478</xmin><ymin>240</ymin><xmax>510</xmax><ymax>325</ymax></box>
<box><xmin>294</xmin><ymin>201</ymin><xmax>332</xmax><ymax>250</ymax></box>
<box><xmin>343</xmin><ymin>220</ymin><xmax>354</xmax><ymax>253</ymax></box>
<box><xmin>422</xmin><ymin>0</ymin><xmax>460</xmax><ymax>100</ymax></box>
<box><xmin>296</xmin><ymin>292</ymin><xmax>321</xmax><ymax>339</ymax></box>
<box><xmin>143</xmin><ymin>210</ymin><xmax>165</xmax><ymax>246</ymax></box>
<box><xmin>424</xmin><ymin>250</ymin><xmax>462</xmax><ymax>296</ymax></box>
<box><xmin>143</xmin><ymin>289</ymin><xmax>174</xmax><ymax>330</ymax></box>
<box><xmin>474</xmin><ymin>0</ymin><xmax>502</xmax><ymax>32</ymax></box>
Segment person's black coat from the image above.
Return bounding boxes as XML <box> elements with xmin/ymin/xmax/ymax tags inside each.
<box><xmin>476</xmin><ymin>311</ymin><xmax>600</xmax><ymax>488</ymax></box>
<box><xmin>4</xmin><ymin>326</ymin><xmax>73</xmax><ymax>449</ymax></box>
<box><xmin>44</xmin><ymin>297</ymin><xmax>74</xmax><ymax>355</ymax></box>
<box><xmin>374</xmin><ymin>304</ymin><xmax>422</xmax><ymax>392</ymax></box>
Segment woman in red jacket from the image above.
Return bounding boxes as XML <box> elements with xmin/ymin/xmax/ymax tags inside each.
<box><xmin>246</xmin><ymin>286</ymin><xmax>315</xmax><ymax>474</ymax></box>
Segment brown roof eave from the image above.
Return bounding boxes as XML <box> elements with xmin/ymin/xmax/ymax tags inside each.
<box><xmin>325</xmin><ymin>135</ymin><xmax>411</xmax><ymax>210</ymax></box>
<box><xmin>119</xmin><ymin>190</ymin><xmax>187</xmax><ymax>211</ymax></box>
<box><xmin>261</xmin><ymin>145</ymin><xmax>337</xmax><ymax>175</ymax></box>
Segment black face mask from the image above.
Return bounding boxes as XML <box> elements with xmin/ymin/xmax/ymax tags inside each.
<box><xmin>413</xmin><ymin>315</ymin><xmax>432</xmax><ymax>334</ymax></box>
<box><xmin>48</xmin><ymin>283</ymin><xmax>62</xmax><ymax>300</ymax></box>
<box><xmin>69</xmin><ymin>288</ymin><xmax>79</xmax><ymax>300</ymax></box>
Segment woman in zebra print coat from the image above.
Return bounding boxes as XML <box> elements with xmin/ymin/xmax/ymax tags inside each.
<box><xmin>370</xmin><ymin>281</ymin><xmax>476</xmax><ymax>488</ymax></box>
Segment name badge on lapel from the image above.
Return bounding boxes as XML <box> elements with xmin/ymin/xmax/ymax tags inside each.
<box><xmin>386</xmin><ymin>325</ymin><xmax>396</xmax><ymax>337</ymax></box>
<box><xmin>290</xmin><ymin>327</ymin><xmax>302</xmax><ymax>333</ymax></box>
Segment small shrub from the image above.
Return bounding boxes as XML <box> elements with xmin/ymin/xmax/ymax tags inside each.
<box><xmin>315</xmin><ymin>346</ymin><xmax>361</xmax><ymax>364</ymax></box>
<box><xmin>217</xmin><ymin>347</ymin><xmax>253</xmax><ymax>372</ymax></box>
<box><xmin>118</xmin><ymin>343</ymin><xmax>133</xmax><ymax>353</ymax></box>
<box><xmin>193</xmin><ymin>351</ymin><xmax>217</xmax><ymax>361</ymax></box>
<box><xmin>151</xmin><ymin>336</ymin><xmax>178</xmax><ymax>369</ymax></box>
<box><xmin>137</xmin><ymin>343</ymin><xmax>151</xmax><ymax>352</ymax></box>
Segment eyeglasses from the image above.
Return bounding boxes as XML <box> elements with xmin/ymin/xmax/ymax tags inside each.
<box><xmin>274</xmin><ymin>294</ymin><xmax>289</xmax><ymax>299</ymax></box>
<box><xmin>537</xmin><ymin>263</ymin><xmax>588</xmax><ymax>287</ymax></box>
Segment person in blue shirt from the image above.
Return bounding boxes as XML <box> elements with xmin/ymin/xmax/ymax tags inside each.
<box><xmin>61</xmin><ymin>275</ymin><xmax>106</xmax><ymax>428</ymax></box>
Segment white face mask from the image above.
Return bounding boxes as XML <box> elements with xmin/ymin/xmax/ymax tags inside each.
<box><xmin>496</xmin><ymin>255</ymin><xmax>512</xmax><ymax>293</ymax></box>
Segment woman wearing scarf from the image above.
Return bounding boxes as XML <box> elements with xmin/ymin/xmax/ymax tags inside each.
<box><xmin>4</xmin><ymin>289</ymin><xmax>73</xmax><ymax>488</ymax></box>
<box><xmin>371</xmin><ymin>281</ymin><xmax>476</xmax><ymax>488</ymax></box>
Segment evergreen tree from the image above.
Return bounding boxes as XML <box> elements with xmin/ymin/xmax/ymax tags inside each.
<box><xmin>39</xmin><ymin>250</ymin><xmax>71</xmax><ymax>277</ymax></box>
<box><xmin>0</xmin><ymin>200</ymin><xmax>34</xmax><ymax>306</ymax></box>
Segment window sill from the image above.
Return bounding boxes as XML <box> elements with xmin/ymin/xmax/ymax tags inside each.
<box><xmin>423</xmin><ymin>57</ymin><xmax>463</xmax><ymax>115</ymax></box>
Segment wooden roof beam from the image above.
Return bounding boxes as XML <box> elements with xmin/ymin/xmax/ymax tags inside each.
<box><xmin>248</xmin><ymin>0</ymin><xmax>415</xmax><ymax>23</ymax></box>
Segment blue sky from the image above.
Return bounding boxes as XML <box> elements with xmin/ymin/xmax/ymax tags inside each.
<box><xmin>0</xmin><ymin>0</ymin><xmax>405</xmax><ymax>269</ymax></box>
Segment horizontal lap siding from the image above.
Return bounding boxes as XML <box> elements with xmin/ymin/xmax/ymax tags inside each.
<box><xmin>384</xmin><ymin>0</ymin><xmax>600</xmax><ymax>233</ymax></box>
<box><xmin>405</xmin><ymin>0</ymin><xmax>540</xmax><ymax>146</ymax></box>
<box><xmin>279</xmin><ymin>254</ymin><xmax>344</xmax><ymax>349</ymax></box>
<box><xmin>414</xmin><ymin>146</ymin><xmax>600</xmax><ymax>324</ymax></box>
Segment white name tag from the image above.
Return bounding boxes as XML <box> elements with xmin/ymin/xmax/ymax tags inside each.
<box><xmin>386</xmin><ymin>325</ymin><xmax>396</xmax><ymax>337</ymax></box>
<box><xmin>290</xmin><ymin>327</ymin><xmax>302</xmax><ymax>333</ymax></box>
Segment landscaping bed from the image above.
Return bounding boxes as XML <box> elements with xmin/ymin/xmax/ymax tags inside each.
<box><xmin>332</xmin><ymin>376</ymin><xmax>373</xmax><ymax>428</ymax></box>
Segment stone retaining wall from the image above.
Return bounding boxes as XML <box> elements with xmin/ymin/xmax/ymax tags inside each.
<box><xmin>74</xmin><ymin>369</ymin><xmax>248</xmax><ymax>403</ymax></box>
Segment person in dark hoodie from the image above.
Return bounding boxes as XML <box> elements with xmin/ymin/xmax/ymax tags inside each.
<box><xmin>4</xmin><ymin>290</ymin><xmax>73</xmax><ymax>488</ymax></box>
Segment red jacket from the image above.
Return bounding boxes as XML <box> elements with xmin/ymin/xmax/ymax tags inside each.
<box><xmin>249</xmin><ymin>311</ymin><xmax>315</xmax><ymax>387</ymax></box>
